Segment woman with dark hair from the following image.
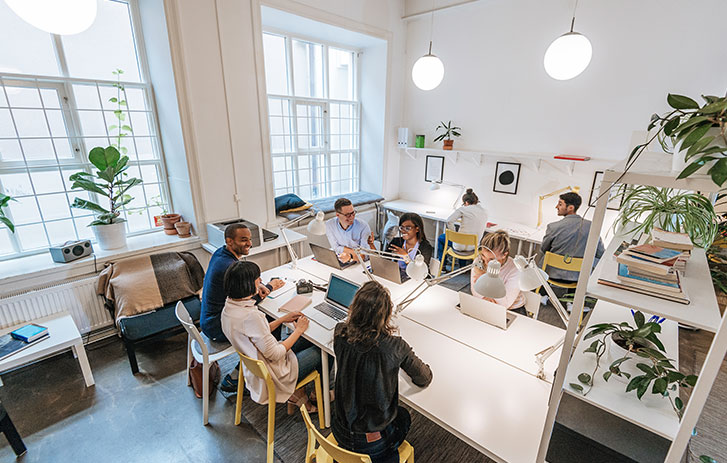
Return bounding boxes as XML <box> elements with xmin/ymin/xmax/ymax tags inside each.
<box><xmin>437</xmin><ymin>188</ymin><xmax>488</xmax><ymax>271</ymax></box>
<box><xmin>386</xmin><ymin>212</ymin><xmax>433</xmax><ymax>273</ymax></box>
<box><xmin>221</xmin><ymin>261</ymin><xmax>321</xmax><ymax>412</ymax></box>
<box><xmin>333</xmin><ymin>281</ymin><xmax>432</xmax><ymax>462</ymax></box>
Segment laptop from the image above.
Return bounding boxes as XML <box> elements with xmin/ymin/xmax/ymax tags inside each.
<box><xmin>369</xmin><ymin>254</ymin><xmax>409</xmax><ymax>284</ymax></box>
<box><xmin>303</xmin><ymin>273</ymin><xmax>361</xmax><ymax>330</ymax></box>
<box><xmin>310</xmin><ymin>243</ymin><xmax>357</xmax><ymax>270</ymax></box>
<box><xmin>458</xmin><ymin>291</ymin><xmax>515</xmax><ymax>330</ymax></box>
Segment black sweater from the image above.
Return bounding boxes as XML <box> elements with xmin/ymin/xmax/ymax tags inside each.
<box><xmin>332</xmin><ymin>323</ymin><xmax>433</xmax><ymax>433</ymax></box>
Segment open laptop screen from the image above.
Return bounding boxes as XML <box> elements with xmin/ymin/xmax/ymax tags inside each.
<box><xmin>326</xmin><ymin>274</ymin><xmax>359</xmax><ymax>309</ymax></box>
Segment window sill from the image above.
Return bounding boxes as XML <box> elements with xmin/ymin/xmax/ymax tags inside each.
<box><xmin>0</xmin><ymin>232</ymin><xmax>201</xmax><ymax>295</ymax></box>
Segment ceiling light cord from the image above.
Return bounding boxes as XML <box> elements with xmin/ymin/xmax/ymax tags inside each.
<box><xmin>570</xmin><ymin>0</ymin><xmax>580</xmax><ymax>32</ymax></box>
<box><xmin>429</xmin><ymin>0</ymin><xmax>435</xmax><ymax>50</ymax></box>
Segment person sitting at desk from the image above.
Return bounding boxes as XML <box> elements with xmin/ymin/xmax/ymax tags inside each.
<box><xmin>221</xmin><ymin>261</ymin><xmax>322</xmax><ymax>413</ymax></box>
<box><xmin>437</xmin><ymin>188</ymin><xmax>488</xmax><ymax>270</ymax></box>
<box><xmin>471</xmin><ymin>230</ymin><xmax>526</xmax><ymax>315</ymax></box>
<box><xmin>333</xmin><ymin>281</ymin><xmax>432</xmax><ymax>462</ymax></box>
<box><xmin>386</xmin><ymin>212</ymin><xmax>433</xmax><ymax>272</ymax></box>
<box><xmin>325</xmin><ymin>197</ymin><xmax>375</xmax><ymax>262</ymax></box>
<box><xmin>539</xmin><ymin>191</ymin><xmax>605</xmax><ymax>284</ymax></box>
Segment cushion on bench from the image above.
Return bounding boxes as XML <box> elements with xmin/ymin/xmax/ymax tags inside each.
<box><xmin>279</xmin><ymin>191</ymin><xmax>384</xmax><ymax>221</ymax></box>
<box><xmin>118</xmin><ymin>296</ymin><xmax>201</xmax><ymax>342</ymax></box>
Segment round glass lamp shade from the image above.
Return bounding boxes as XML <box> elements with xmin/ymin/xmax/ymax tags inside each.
<box><xmin>412</xmin><ymin>54</ymin><xmax>444</xmax><ymax>91</ymax></box>
<box><xmin>306</xmin><ymin>211</ymin><xmax>327</xmax><ymax>235</ymax></box>
<box><xmin>472</xmin><ymin>260</ymin><xmax>506</xmax><ymax>299</ymax></box>
<box><xmin>4</xmin><ymin>0</ymin><xmax>98</xmax><ymax>35</ymax></box>
<box><xmin>543</xmin><ymin>32</ymin><xmax>592</xmax><ymax>80</ymax></box>
<box><xmin>406</xmin><ymin>255</ymin><xmax>429</xmax><ymax>281</ymax></box>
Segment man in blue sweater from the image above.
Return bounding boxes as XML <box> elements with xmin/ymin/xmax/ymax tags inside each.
<box><xmin>201</xmin><ymin>223</ymin><xmax>283</xmax><ymax>390</ymax></box>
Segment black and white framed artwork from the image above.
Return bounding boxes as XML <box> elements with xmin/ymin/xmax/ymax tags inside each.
<box><xmin>425</xmin><ymin>155</ymin><xmax>445</xmax><ymax>183</ymax></box>
<box><xmin>589</xmin><ymin>171</ymin><xmax>621</xmax><ymax>210</ymax></box>
<box><xmin>493</xmin><ymin>161</ymin><xmax>521</xmax><ymax>195</ymax></box>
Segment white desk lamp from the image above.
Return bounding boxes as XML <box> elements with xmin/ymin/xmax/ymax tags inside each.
<box><xmin>429</xmin><ymin>181</ymin><xmax>466</xmax><ymax>208</ymax></box>
<box><xmin>354</xmin><ymin>248</ymin><xmax>430</xmax><ymax>283</ymax></box>
<box><xmin>537</xmin><ymin>186</ymin><xmax>580</xmax><ymax>227</ymax></box>
<box><xmin>280</xmin><ymin>210</ymin><xmax>326</xmax><ymax>269</ymax></box>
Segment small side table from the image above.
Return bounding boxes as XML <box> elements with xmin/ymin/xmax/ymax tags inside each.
<box><xmin>0</xmin><ymin>313</ymin><xmax>95</xmax><ymax>387</ymax></box>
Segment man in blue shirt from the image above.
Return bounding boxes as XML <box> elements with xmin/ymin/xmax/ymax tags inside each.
<box><xmin>325</xmin><ymin>197</ymin><xmax>375</xmax><ymax>262</ymax></box>
<box><xmin>201</xmin><ymin>223</ymin><xmax>283</xmax><ymax>390</ymax></box>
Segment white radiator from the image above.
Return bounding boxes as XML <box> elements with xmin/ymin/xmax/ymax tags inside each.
<box><xmin>0</xmin><ymin>277</ymin><xmax>113</xmax><ymax>334</ymax></box>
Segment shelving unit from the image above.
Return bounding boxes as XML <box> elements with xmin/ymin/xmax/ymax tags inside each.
<box><xmin>537</xmin><ymin>151</ymin><xmax>727</xmax><ymax>462</ymax></box>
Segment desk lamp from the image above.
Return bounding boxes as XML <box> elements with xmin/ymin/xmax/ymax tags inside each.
<box><xmin>354</xmin><ymin>248</ymin><xmax>429</xmax><ymax>283</ymax></box>
<box><xmin>537</xmin><ymin>186</ymin><xmax>580</xmax><ymax>227</ymax></box>
<box><xmin>280</xmin><ymin>210</ymin><xmax>326</xmax><ymax>269</ymax></box>
<box><xmin>429</xmin><ymin>181</ymin><xmax>466</xmax><ymax>208</ymax></box>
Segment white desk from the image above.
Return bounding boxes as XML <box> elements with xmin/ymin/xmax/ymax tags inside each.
<box><xmin>0</xmin><ymin>313</ymin><xmax>94</xmax><ymax>387</ymax></box>
<box><xmin>202</xmin><ymin>229</ymin><xmax>307</xmax><ymax>264</ymax></box>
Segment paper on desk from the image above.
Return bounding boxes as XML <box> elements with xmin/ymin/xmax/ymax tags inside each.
<box><xmin>267</xmin><ymin>278</ymin><xmax>295</xmax><ymax>299</ymax></box>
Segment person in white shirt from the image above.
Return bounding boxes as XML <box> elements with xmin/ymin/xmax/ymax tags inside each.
<box><xmin>437</xmin><ymin>188</ymin><xmax>488</xmax><ymax>271</ymax></box>
<box><xmin>470</xmin><ymin>230</ymin><xmax>526</xmax><ymax>314</ymax></box>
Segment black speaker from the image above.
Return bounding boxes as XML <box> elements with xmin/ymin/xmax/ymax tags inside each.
<box><xmin>49</xmin><ymin>240</ymin><xmax>93</xmax><ymax>263</ymax></box>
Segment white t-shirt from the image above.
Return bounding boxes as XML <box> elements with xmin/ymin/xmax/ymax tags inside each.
<box><xmin>446</xmin><ymin>203</ymin><xmax>488</xmax><ymax>251</ymax></box>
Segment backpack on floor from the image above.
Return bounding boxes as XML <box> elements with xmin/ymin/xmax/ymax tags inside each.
<box><xmin>188</xmin><ymin>359</ymin><xmax>221</xmax><ymax>398</ymax></box>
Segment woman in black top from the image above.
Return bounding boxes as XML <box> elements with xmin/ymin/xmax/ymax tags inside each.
<box><xmin>386</xmin><ymin>212</ymin><xmax>433</xmax><ymax>272</ymax></box>
<box><xmin>332</xmin><ymin>281</ymin><xmax>433</xmax><ymax>462</ymax></box>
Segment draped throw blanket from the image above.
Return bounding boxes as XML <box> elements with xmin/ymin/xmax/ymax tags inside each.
<box><xmin>96</xmin><ymin>251</ymin><xmax>205</xmax><ymax>323</ymax></box>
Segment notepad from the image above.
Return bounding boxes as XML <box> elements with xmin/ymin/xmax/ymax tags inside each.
<box><xmin>280</xmin><ymin>295</ymin><xmax>312</xmax><ymax>313</ymax></box>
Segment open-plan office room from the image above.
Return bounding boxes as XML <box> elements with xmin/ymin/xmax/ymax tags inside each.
<box><xmin>0</xmin><ymin>0</ymin><xmax>726</xmax><ymax>462</ymax></box>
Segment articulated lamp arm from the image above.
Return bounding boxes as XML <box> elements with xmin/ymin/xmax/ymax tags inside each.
<box><xmin>537</xmin><ymin>186</ymin><xmax>580</xmax><ymax>227</ymax></box>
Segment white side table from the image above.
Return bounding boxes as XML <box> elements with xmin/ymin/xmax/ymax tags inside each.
<box><xmin>0</xmin><ymin>313</ymin><xmax>95</xmax><ymax>387</ymax></box>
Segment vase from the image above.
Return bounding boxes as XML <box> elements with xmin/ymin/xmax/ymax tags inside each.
<box><xmin>671</xmin><ymin>127</ymin><xmax>725</xmax><ymax>175</ymax></box>
<box><xmin>605</xmin><ymin>333</ymin><xmax>643</xmax><ymax>384</ymax></box>
<box><xmin>174</xmin><ymin>221</ymin><xmax>192</xmax><ymax>238</ymax></box>
<box><xmin>160</xmin><ymin>213</ymin><xmax>181</xmax><ymax>235</ymax></box>
<box><xmin>92</xmin><ymin>221</ymin><xmax>127</xmax><ymax>250</ymax></box>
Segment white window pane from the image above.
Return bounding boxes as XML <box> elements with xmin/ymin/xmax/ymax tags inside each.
<box><xmin>331</xmin><ymin>153</ymin><xmax>340</xmax><ymax>165</ymax></box>
<box><xmin>299</xmin><ymin>186</ymin><xmax>311</xmax><ymax>199</ymax></box>
<box><xmin>263</xmin><ymin>33</ymin><xmax>288</xmax><ymax>95</ymax></box>
<box><xmin>292</xmin><ymin>40</ymin><xmax>324</xmax><ymax>98</ymax></box>
<box><xmin>274</xmin><ymin>172</ymin><xmax>287</xmax><ymax>188</ymax></box>
<box><xmin>72</xmin><ymin>85</ymin><xmax>102</xmax><ymax>110</ymax></box>
<box><xmin>0</xmin><ymin>229</ymin><xmax>13</xmax><ymax>255</ymax></box>
<box><xmin>140</xmin><ymin>165</ymin><xmax>159</xmax><ymax>183</ymax></box>
<box><xmin>16</xmin><ymin>223</ymin><xmax>49</xmax><ymax>250</ymax></box>
<box><xmin>124</xmin><ymin>209</ymin><xmax>150</xmax><ymax>232</ymax></box>
<box><xmin>331</xmin><ymin>135</ymin><xmax>340</xmax><ymax>151</ymax></box>
<box><xmin>46</xmin><ymin>110</ymin><xmax>70</xmax><ymax>137</ymax></box>
<box><xmin>78</xmin><ymin>110</ymin><xmax>108</xmax><ymax>136</ymax></box>
<box><xmin>7</xmin><ymin>87</ymin><xmax>42</xmax><ymax>108</ymax></box>
<box><xmin>299</xmin><ymin>169</ymin><xmax>310</xmax><ymax>185</ymax></box>
<box><xmin>129</xmin><ymin>112</ymin><xmax>151</xmax><ymax>136</ymax></box>
<box><xmin>12</xmin><ymin>109</ymin><xmax>49</xmax><ymax>137</ymax></box>
<box><xmin>269</xmin><ymin>116</ymin><xmax>284</xmax><ymax>135</ymax></box>
<box><xmin>125</xmin><ymin>88</ymin><xmax>146</xmax><ymax>110</ymax></box>
<box><xmin>0</xmin><ymin>109</ymin><xmax>15</xmax><ymax>137</ymax></box>
<box><xmin>74</xmin><ymin>216</ymin><xmax>95</xmax><ymax>239</ymax></box>
<box><xmin>329</xmin><ymin>48</ymin><xmax>354</xmax><ymax>101</ymax></box>
<box><xmin>134</xmin><ymin>137</ymin><xmax>154</xmax><ymax>160</ymax></box>
<box><xmin>30</xmin><ymin>170</ymin><xmax>64</xmax><ymax>194</ymax></box>
<box><xmin>143</xmin><ymin>183</ymin><xmax>161</xmax><ymax>204</ymax></box>
<box><xmin>268</xmin><ymin>98</ymin><xmax>282</xmax><ymax>116</ymax></box>
<box><xmin>9</xmin><ymin>197</ymin><xmax>41</xmax><ymax>224</ymax></box>
<box><xmin>272</xmin><ymin>157</ymin><xmax>285</xmax><ymax>171</ymax></box>
<box><xmin>0</xmin><ymin>2</ymin><xmax>60</xmax><ymax>76</ymax></box>
<box><xmin>53</xmin><ymin>138</ymin><xmax>74</xmax><ymax>159</ymax></box>
<box><xmin>331</xmin><ymin>181</ymin><xmax>341</xmax><ymax>196</ymax></box>
<box><xmin>342</xmin><ymin>152</ymin><xmax>351</xmax><ymax>164</ymax></box>
<box><xmin>61</xmin><ymin>1</ymin><xmax>141</xmax><ymax>82</ymax></box>
<box><xmin>37</xmin><ymin>193</ymin><xmax>71</xmax><ymax>220</ymax></box>
<box><xmin>99</xmin><ymin>85</ymin><xmax>120</xmax><ymax>110</ymax></box>
<box><xmin>1</xmin><ymin>172</ymin><xmax>33</xmax><ymax>196</ymax></box>
<box><xmin>83</xmin><ymin>137</ymin><xmax>111</xmax><ymax>152</ymax></box>
<box><xmin>45</xmin><ymin>219</ymin><xmax>77</xmax><ymax>246</ymax></box>
<box><xmin>40</xmin><ymin>89</ymin><xmax>61</xmax><ymax>109</ymax></box>
<box><xmin>21</xmin><ymin>138</ymin><xmax>55</xmax><ymax>161</ymax></box>
<box><xmin>0</xmin><ymin>139</ymin><xmax>22</xmax><ymax>162</ymax></box>
<box><xmin>299</xmin><ymin>156</ymin><xmax>309</xmax><ymax>169</ymax></box>
<box><xmin>125</xmin><ymin>185</ymin><xmax>145</xmax><ymax>209</ymax></box>
<box><xmin>270</xmin><ymin>136</ymin><xmax>285</xmax><ymax>153</ymax></box>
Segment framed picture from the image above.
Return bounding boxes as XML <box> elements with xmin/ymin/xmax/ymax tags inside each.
<box><xmin>425</xmin><ymin>155</ymin><xmax>445</xmax><ymax>183</ymax></box>
<box><xmin>493</xmin><ymin>161</ymin><xmax>521</xmax><ymax>195</ymax></box>
<box><xmin>589</xmin><ymin>171</ymin><xmax>621</xmax><ymax>210</ymax></box>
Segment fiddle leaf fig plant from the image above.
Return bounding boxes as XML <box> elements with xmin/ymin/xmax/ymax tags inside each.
<box><xmin>0</xmin><ymin>193</ymin><xmax>16</xmax><ymax>233</ymax></box>
<box><xmin>433</xmin><ymin>120</ymin><xmax>461</xmax><ymax>142</ymax></box>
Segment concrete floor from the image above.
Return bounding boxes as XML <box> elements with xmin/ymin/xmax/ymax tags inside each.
<box><xmin>0</xmin><ymin>333</ymin><xmax>267</xmax><ymax>463</ymax></box>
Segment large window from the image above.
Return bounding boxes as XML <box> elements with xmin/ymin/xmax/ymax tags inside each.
<box><xmin>262</xmin><ymin>31</ymin><xmax>360</xmax><ymax>200</ymax></box>
<box><xmin>0</xmin><ymin>0</ymin><xmax>170</xmax><ymax>260</ymax></box>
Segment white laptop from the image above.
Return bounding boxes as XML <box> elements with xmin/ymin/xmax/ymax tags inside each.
<box><xmin>369</xmin><ymin>254</ymin><xmax>409</xmax><ymax>284</ymax></box>
<box><xmin>458</xmin><ymin>291</ymin><xmax>515</xmax><ymax>330</ymax></box>
<box><xmin>303</xmin><ymin>273</ymin><xmax>360</xmax><ymax>330</ymax></box>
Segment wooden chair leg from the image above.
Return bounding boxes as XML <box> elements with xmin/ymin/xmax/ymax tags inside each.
<box><xmin>266</xmin><ymin>400</ymin><xmax>275</xmax><ymax>463</ymax></box>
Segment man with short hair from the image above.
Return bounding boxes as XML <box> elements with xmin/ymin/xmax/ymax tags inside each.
<box><xmin>539</xmin><ymin>191</ymin><xmax>605</xmax><ymax>283</ymax></box>
<box><xmin>325</xmin><ymin>197</ymin><xmax>375</xmax><ymax>262</ymax></box>
<box><xmin>200</xmin><ymin>223</ymin><xmax>284</xmax><ymax>390</ymax></box>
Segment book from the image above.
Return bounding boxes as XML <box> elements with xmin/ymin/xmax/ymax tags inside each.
<box><xmin>617</xmin><ymin>263</ymin><xmax>683</xmax><ymax>294</ymax></box>
<box><xmin>0</xmin><ymin>331</ymin><xmax>49</xmax><ymax>361</ymax></box>
<box><xmin>279</xmin><ymin>295</ymin><xmax>312</xmax><ymax>313</ymax></box>
<box><xmin>597</xmin><ymin>279</ymin><xmax>690</xmax><ymax>304</ymax></box>
<box><xmin>651</xmin><ymin>228</ymin><xmax>694</xmax><ymax>251</ymax></box>
<box><xmin>11</xmin><ymin>323</ymin><xmax>48</xmax><ymax>343</ymax></box>
<box><xmin>615</xmin><ymin>253</ymin><xmax>672</xmax><ymax>276</ymax></box>
<box><xmin>625</xmin><ymin>244</ymin><xmax>683</xmax><ymax>263</ymax></box>
<box><xmin>627</xmin><ymin>266</ymin><xmax>679</xmax><ymax>284</ymax></box>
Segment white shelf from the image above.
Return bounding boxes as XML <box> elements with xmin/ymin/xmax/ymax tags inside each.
<box><xmin>586</xmin><ymin>237</ymin><xmax>721</xmax><ymax>332</ymax></box>
<box><xmin>563</xmin><ymin>300</ymin><xmax>680</xmax><ymax>440</ymax></box>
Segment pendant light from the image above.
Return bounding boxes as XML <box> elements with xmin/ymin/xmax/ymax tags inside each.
<box><xmin>4</xmin><ymin>0</ymin><xmax>98</xmax><ymax>36</ymax></box>
<box><xmin>543</xmin><ymin>0</ymin><xmax>592</xmax><ymax>81</ymax></box>
<box><xmin>411</xmin><ymin>0</ymin><xmax>444</xmax><ymax>91</ymax></box>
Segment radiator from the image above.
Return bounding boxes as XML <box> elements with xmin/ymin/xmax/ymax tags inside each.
<box><xmin>0</xmin><ymin>277</ymin><xmax>113</xmax><ymax>334</ymax></box>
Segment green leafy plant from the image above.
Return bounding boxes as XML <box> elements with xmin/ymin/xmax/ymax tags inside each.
<box><xmin>707</xmin><ymin>217</ymin><xmax>727</xmax><ymax>293</ymax></box>
<box><xmin>617</xmin><ymin>186</ymin><xmax>718</xmax><ymax>248</ymax></box>
<box><xmin>433</xmin><ymin>120</ymin><xmax>461</xmax><ymax>142</ymax></box>
<box><xmin>699</xmin><ymin>456</ymin><xmax>717</xmax><ymax>463</ymax></box>
<box><xmin>149</xmin><ymin>194</ymin><xmax>169</xmax><ymax>216</ymax></box>
<box><xmin>0</xmin><ymin>193</ymin><xmax>16</xmax><ymax>233</ymax></box>
<box><xmin>570</xmin><ymin>310</ymin><xmax>697</xmax><ymax>418</ymax></box>
<box><xmin>628</xmin><ymin>93</ymin><xmax>727</xmax><ymax>185</ymax></box>
<box><xmin>69</xmin><ymin>69</ymin><xmax>142</xmax><ymax>226</ymax></box>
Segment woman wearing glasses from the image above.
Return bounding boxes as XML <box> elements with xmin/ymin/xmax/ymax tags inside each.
<box><xmin>471</xmin><ymin>230</ymin><xmax>526</xmax><ymax>314</ymax></box>
<box><xmin>386</xmin><ymin>213</ymin><xmax>433</xmax><ymax>272</ymax></box>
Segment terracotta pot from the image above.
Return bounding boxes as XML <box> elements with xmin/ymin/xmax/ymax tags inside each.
<box><xmin>160</xmin><ymin>213</ymin><xmax>181</xmax><ymax>235</ymax></box>
<box><xmin>174</xmin><ymin>221</ymin><xmax>192</xmax><ymax>238</ymax></box>
<box><xmin>443</xmin><ymin>139</ymin><xmax>454</xmax><ymax>150</ymax></box>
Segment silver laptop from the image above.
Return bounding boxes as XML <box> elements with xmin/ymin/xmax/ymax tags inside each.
<box><xmin>369</xmin><ymin>254</ymin><xmax>409</xmax><ymax>284</ymax></box>
<box><xmin>303</xmin><ymin>273</ymin><xmax>360</xmax><ymax>330</ymax></box>
<box><xmin>458</xmin><ymin>291</ymin><xmax>515</xmax><ymax>330</ymax></box>
<box><xmin>310</xmin><ymin>243</ymin><xmax>356</xmax><ymax>270</ymax></box>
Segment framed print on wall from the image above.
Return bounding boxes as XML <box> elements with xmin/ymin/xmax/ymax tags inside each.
<box><xmin>425</xmin><ymin>155</ymin><xmax>445</xmax><ymax>183</ymax></box>
<box><xmin>589</xmin><ymin>171</ymin><xmax>621</xmax><ymax>210</ymax></box>
<box><xmin>493</xmin><ymin>161</ymin><xmax>521</xmax><ymax>195</ymax></box>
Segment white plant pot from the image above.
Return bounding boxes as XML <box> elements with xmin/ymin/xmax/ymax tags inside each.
<box><xmin>605</xmin><ymin>334</ymin><xmax>642</xmax><ymax>384</ymax></box>
<box><xmin>671</xmin><ymin>127</ymin><xmax>725</xmax><ymax>174</ymax></box>
<box><xmin>92</xmin><ymin>222</ymin><xmax>127</xmax><ymax>250</ymax></box>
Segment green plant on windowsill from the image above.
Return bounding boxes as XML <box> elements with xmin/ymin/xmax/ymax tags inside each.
<box><xmin>0</xmin><ymin>193</ymin><xmax>16</xmax><ymax>233</ymax></box>
<box><xmin>570</xmin><ymin>310</ymin><xmax>697</xmax><ymax>418</ymax></box>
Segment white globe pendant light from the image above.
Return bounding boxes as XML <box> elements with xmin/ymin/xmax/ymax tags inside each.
<box><xmin>544</xmin><ymin>0</ymin><xmax>591</xmax><ymax>81</ymax></box>
<box><xmin>412</xmin><ymin>42</ymin><xmax>444</xmax><ymax>91</ymax></box>
<box><xmin>4</xmin><ymin>0</ymin><xmax>98</xmax><ymax>36</ymax></box>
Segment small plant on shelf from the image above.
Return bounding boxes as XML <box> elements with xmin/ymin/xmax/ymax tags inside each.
<box><xmin>570</xmin><ymin>310</ymin><xmax>697</xmax><ymax>418</ymax></box>
<box><xmin>433</xmin><ymin>120</ymin><xmax>461</xmax><ymax>150</ymax></box>
<box><xmin>0</xmin><ymin>193</ymin><xmax>16</xmax><ymax>233</ymax></box>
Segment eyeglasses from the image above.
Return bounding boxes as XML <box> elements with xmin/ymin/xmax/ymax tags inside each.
<box><xmin>399</xmin><ymin>225</ymin><xmax>415</xmax><ymax>232</ymax></box>
<box><xmin>337</xmin><ymin>210</ymin><xmax>356</xmax><ymax>218</ymax></box>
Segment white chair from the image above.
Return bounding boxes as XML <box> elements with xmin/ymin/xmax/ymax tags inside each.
<box><xmin>175</xmin><ymin>301</ymin><xmax>236</xmax><ymax>425</ymax></box>
<box><xmin>523</xmin><ymin>291</ymin><xmax>542</xmax><ymax>319</ymax></box>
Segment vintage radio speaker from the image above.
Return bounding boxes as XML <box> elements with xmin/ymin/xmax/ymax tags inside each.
<box><xmin>49</xmin><ymin>240</ymin><xmax>93</xmax><ymax>263</ymax></box>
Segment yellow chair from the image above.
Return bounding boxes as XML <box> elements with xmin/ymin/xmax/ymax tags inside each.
<box><xmin>437</xmin><ymin>229</ymin><xmax>479</xmax><ymax>277</ymax></box>
<box><xmin>540</xmin><ymin>251</ymin><xmax>584</xmax><ymax>289</ymax></box>
<box><xmin>235</xmin><ymin>352</ymin><xmax>324</xmax><ymax>463</ymax></box>
<box><xmin>300</xmin><ymin>405</ymin><xmax>415</xmax><ymax>463</ymax></box>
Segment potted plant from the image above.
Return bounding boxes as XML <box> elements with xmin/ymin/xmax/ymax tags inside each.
<box><xmin>433</xmin><ymin>120</ymin><xmax>461</xmax><ymax>150</ymax></box>
<box><xmin>0</xmin><ymin>193</ymin><xmax>16</xmax><ymax>233</ymax></box>
<box><xmin>174</xmin><ymin>220</ymin><xmax>192</xmax><ymax>238</ymax></box>
<box><xmin>149</xmin><ymin>194</ymin><xmax>180</xmax><ymax>234</ymax></box>
<box><xmin>629</xmin><ymin>93</ymin><xmax>727</xmax><ymax>185</ymax></box>
<box><xmin>570</xmin><ymin>310</ymin><xmax>697</xmax><ymax>418</ymax></box>
<box><xmin>69</xmin><ymin>69</ymin><xmax>142</xmax><ymax>250</ymax></box>
<box><xmin>616</xmin><ymin>186</ymin><xmax>718</xmax><ymax>248</ymax></box>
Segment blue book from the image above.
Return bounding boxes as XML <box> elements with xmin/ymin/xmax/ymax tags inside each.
<box><xmin>10</xmin><ymin>323</ymin><xmax>48</xmax><ymax>343</ymax></box>
<box><xmin>617</xmin><ymin>264</ymin><xmax>682</xmax><ymax>293</ymax></box>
